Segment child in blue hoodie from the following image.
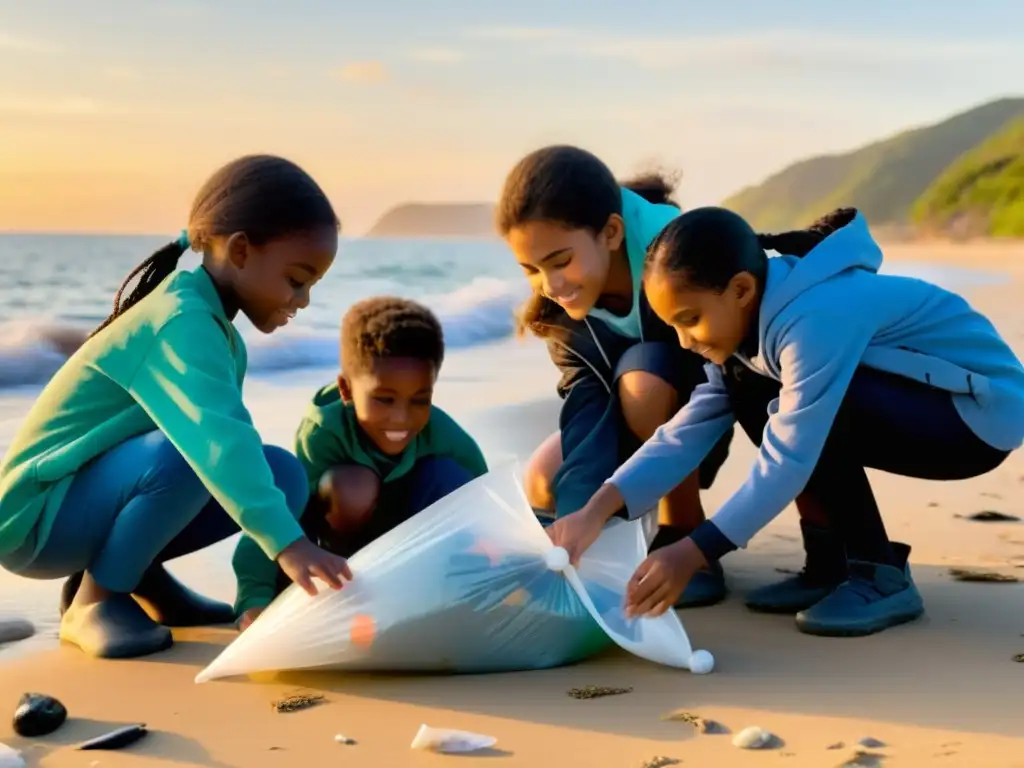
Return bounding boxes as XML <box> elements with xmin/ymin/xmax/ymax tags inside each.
<box><xmin>496</xmin><ymin>146</ymin><xmax>734</xmax><ymax>608</ymax></box>
<box><xmin>548</xmin><ymin>206</ymin><xmax>1024</xmax><ymax>637</ymax></box>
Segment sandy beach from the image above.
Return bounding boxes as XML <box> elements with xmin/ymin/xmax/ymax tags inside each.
<box><xmin>3</xmin><ymin>240</ymin><xmax>1024</xmax><ymax>767</ymax></box>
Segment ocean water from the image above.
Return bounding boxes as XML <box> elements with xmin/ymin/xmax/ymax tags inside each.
<box><xmin>0</xmin><ymin>234</ymin><xmax>532</xmax><ymax>390</ymax></box>
<box><xmin>0</xmin><ymin>233</ymin><xmax>1009</xmax><ymax>661</ymax></box>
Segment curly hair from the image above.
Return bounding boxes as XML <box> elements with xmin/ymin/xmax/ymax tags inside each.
<box><xmin>340</xmin><ymin>296</ymin><xmax>445</xmax><ymax>375</ymax></box>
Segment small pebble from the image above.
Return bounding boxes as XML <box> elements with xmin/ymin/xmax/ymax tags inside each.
<box><xmin>827</xmin><ymin>741</ymin><xmax>846</xmax><ymax>750</ymax></box>
<box><xmin>858</xmin><ymin>737</ymin><xmax>885</xmax><ymax>748</ymax></box>
<box><xmin>334</xmin><ymin>734</ymin><xmax>356</xmax><ymax>745</ymax></box>
<box><xmin>839</xmin><ymin>750</ymin><xmax>885</xmax><ymax>768</ymax></box>
<box><xmin>732</xmin><ymin>726</ymin><xmax>773</xmax><ymax>749</ymax></box>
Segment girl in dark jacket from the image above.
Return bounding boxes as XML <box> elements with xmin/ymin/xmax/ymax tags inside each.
<box><xmin>496</xmin><ymin>145</ymin><xmax>733</xmax><ymax>608</ymax></box>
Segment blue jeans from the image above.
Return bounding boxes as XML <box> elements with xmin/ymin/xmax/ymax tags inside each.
<box><xmin>303</xmin><ymin>456</ymin><xmax>475</xmax><ymax>560</ymax></box>
<box><xmin>14</xmin><ymin>430</ymin><xmax>308</xmax><ymax>593</ymax></box>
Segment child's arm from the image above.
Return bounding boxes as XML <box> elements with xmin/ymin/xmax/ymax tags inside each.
<box><xmin>232</xmin><ymin>534</ymin><xmax>280</xmax><ymax>618</ymax></box>
<box><xmin>607</xmin><ymin>364</ymin><xmax>736</xmax><ymax>520</ymax></box>
<box><xmin>127</xmin><ymin>313</ymin><xmax>304</xmax><ymax>560</ymax></box>
<box><xmin>703</xmin><ymin>313</ymin><xmax>870</xmax><ymax>554</ymax></box>
<box><xmin>544</xmin><ymin>330</ymin><xmax>625</xmax><ymax>517</ymax></box>
<box><xmin>231</xmin><ymin>415</ymin><xmax>349</xmax><ymax>617</ymax></box>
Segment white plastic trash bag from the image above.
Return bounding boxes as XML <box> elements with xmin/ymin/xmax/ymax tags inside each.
<box><xmin>195</xmin><ymin>464</ymin><xmax>711</xmax><ymax>683</ymax></box>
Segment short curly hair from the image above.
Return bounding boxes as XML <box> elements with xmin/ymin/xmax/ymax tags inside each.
<box><xmin>340</xmin><ymin>296</ymin><xmax>445</xmax><ymax>376</ymax></box>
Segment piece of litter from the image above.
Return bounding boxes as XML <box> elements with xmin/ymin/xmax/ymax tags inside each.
<box><xmin>639</xmin><ymin>757</ymin><xmax>680</xmax><ymax>768</ymax></box>
<box><xmin>334</xmin><ymin>734</ymin><xmax>356</xmax><ymax>745</ymax></box>
<box><xmin>76</xmin><ymin>724</ymin><xmax>148</xmax><ymax>751</ymax></box>
<box><xmin>272</xmin><ymin>693</ymin><xmax>324</xmax><ymax>713</ymax></box>
<box><xmin>660</xmin><ymin>710</ymin><xmax>718</xmax><ymax>733</ymax></box>
<box><xmin>89</xmin><ymin>762</ymin><xmax>100</xmax><ymax>768</ymax></box>
<box><xmin>1012</xmin><ymin>653</ymin><xmax>1023</xmax><ymax>663</ymax></box>
<box><xmin>566</xmin><ymin>685</ymin><xmax>632</xmax><ymax>700</ymax></box>
<box><xmin>949</xmin><ymin>568</ymin><xmax>1019</xmax><ymax>583</ymax></box>
<box><xmin>0</xmin><ymin>742</ymin><xmax>25</xmax><ymax>768</ymax></box>
<box><xmin>410</xmin><ymin>725</ymin><xmax>497</xmax><ymax>753</ymax></box>
<box><xmin>732</xmin><ymin>726</ymin><xmax>773</xmax><ymax>749</ymax></box>
<box><xmin>858</xmin><ymin>737</ymin><xmax>885</xmax><ymax>748</ymax></box>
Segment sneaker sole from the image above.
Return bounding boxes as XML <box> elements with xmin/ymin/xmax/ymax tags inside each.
<box><xmin>795</xmin><ymin>605</ymin><xmax>925</xmax><ymax>637</ymax></box>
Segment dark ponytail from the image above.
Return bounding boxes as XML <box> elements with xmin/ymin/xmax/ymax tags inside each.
<box><xmin>499</xmin><ymin>145</ymin><xmax>684</xmax><ymax>339</ymax></box>
<box><xmin>91</xmin><ymin>240</ymin><xmax>187</xmax><ymax>338</ymax></box>
<box><xmin>756</xmin><ymin>207</ymin><xmax>857</xmax><ymax>256</ymax></box>
<box><xmin>646</xmin><ymin>206</ymin><xmax>859</xmax><ymax>292</ymax></box>
<box><xmin>90</xmin><ymin>154</ymin><xmax>338</xmax><ymax>337</ymax></box>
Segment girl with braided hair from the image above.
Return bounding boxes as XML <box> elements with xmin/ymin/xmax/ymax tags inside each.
<box><xmin>0</xmin><ymin>155</ymin><xmax>351</xmax><ymax>659</ymax></box>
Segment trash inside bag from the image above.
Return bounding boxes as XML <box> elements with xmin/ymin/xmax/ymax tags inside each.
<box><xmin>196</xmin><ymin>464</ymin><xmax>707</xmax><ymax>683</ymax></box>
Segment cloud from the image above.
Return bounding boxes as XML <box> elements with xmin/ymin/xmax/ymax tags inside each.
<box><xmin>408</xmin><ymin>46</ymin><xmax>465</xmax><ymax>64</ymax></box>
<box><xmin>0</xmin><ymin>96</ymin><xmax>101</xmax><ymax>116</ymax></box>
<box><xmin>461</xmin><ymin>25</ymin><xmax>572</xmax><ymax>42</ymax></box>
<box><xmin>336</xmin><ymin>60</ymin><xmax>391</xmax><ymax>84</ymax></box>
<box><xmin>0</xmin><ymin>30</ymin><xmax>59</xmax><ymax>54</ymax></box>
<box><xmin>459</xmin><ymin>26</ymin><xmax>1021</xmax><ymax>71</ymax></box>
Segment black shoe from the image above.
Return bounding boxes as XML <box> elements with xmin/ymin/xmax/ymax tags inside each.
<box><xmin>59</xmin><ymin>593</ymin><xmax>173</xmax><ymax>659</ymax></box>
<box><xmin>132</xmin><ymin>565</ymin><xmax>235</xmax><ymax>627</ymax></box>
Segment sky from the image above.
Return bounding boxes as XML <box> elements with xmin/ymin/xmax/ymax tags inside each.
<box><xmin>0</xmin><ymin>0</ymin><xmax>1022</xmax><ymax>235</ymax></box>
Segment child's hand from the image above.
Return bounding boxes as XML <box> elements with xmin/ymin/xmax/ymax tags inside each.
<box><xmin>237</xmin><ymin>607</ymin><xmax>265</xmax><ymax>632</ymax></box>
<box><xmin>276</xmin><ymin>536</ymin><xmax>353</xmax><ymax>596</ymax></box>
<box><xmin>625</xmin><ymin>537</ymin><xmax>707</xmax><ymax>618</ymax></box>
<box><xmin>546</xmin><ymin>506</ymin><xmax>607</xmax><ymax>567</ymax></box>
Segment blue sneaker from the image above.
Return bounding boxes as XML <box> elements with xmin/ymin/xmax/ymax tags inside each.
<box><xmin>745</xmin><ymin>522</ymin><xmax>848</xmax><ymax>614</ymax></box>
<box><xmin>795</xmin><ymin>543</ymin><xmax>924</xmax><ymax>637</ymax></box>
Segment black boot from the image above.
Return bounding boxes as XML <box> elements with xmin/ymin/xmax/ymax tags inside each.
<box><xmin>744</xmin><ymin>522</ymin><xmax>848</xmax><ymax>614</ymax></box>
<box><xmin>132</xmin><ymin>565</ymin><xmax>235</xmax><ymax>627</ymax></box>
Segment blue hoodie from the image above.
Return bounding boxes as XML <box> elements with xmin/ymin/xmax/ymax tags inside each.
<box><xmin>608</xmin><ymin>211</ymin><xmax>1024</xmax><ymax>555</ymax></box>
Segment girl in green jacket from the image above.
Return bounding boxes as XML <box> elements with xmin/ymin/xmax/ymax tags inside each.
<box><xmin>0</xmin><ymin>155</ymin><xmax>351</xmax><ymax>659</ymax></box>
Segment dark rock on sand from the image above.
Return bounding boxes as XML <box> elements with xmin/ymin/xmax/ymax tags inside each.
<box><xmin>0</xmin><ymin>619</ymin><xmax>34</xmax><ymax>646</ymax></box>
<box><xmin>12</xmin><ymin>693</ymin><xmax>67</xmax><ymax>737</ymax></box>
<box><xmin>957</xmin><ymin>510</ymin><xmax>1019</xmax><ymax>522</ymax></box>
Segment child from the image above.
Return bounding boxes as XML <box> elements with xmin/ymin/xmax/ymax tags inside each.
<box><xmin>233</xmin><ymin>296</ymin><xmax>488</xmax><ymax>629</ymax></box>
<box><xmin>496</xmin><ymin>145</ymin><xmax>734</xmax><ymax>608</ymax></box>
<box><xmin>549</xmin><ymin>206</ymin><xmax>1024</xmax><ymax>637</ymax></box>
<box><xmin>0</xmin><ymin>155</ymin><xmax>352</xmax><ymax>659</ymax></box>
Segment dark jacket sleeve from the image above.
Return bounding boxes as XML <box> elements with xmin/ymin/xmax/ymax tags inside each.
<box><xmin>542</xmin><ymin>327</ymin><xmax>624</xmax><ymax>518</ymax></box>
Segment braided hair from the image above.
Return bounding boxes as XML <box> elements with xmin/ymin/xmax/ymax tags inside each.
<box><xmin>90</xmin><ymin>154</ymin><xmax>339</xmax><ymax>337</ymax></box>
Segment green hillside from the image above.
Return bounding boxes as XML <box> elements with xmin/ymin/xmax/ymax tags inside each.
<box><xmin>722</xmin><ymin>97</ymin><xmax>1024</xmax><ymax>232</ymax></box>
<box><xmin>911</xmin><ymin>117</ymin><xmax>1024</xmax><ymax>238</ymax></box>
